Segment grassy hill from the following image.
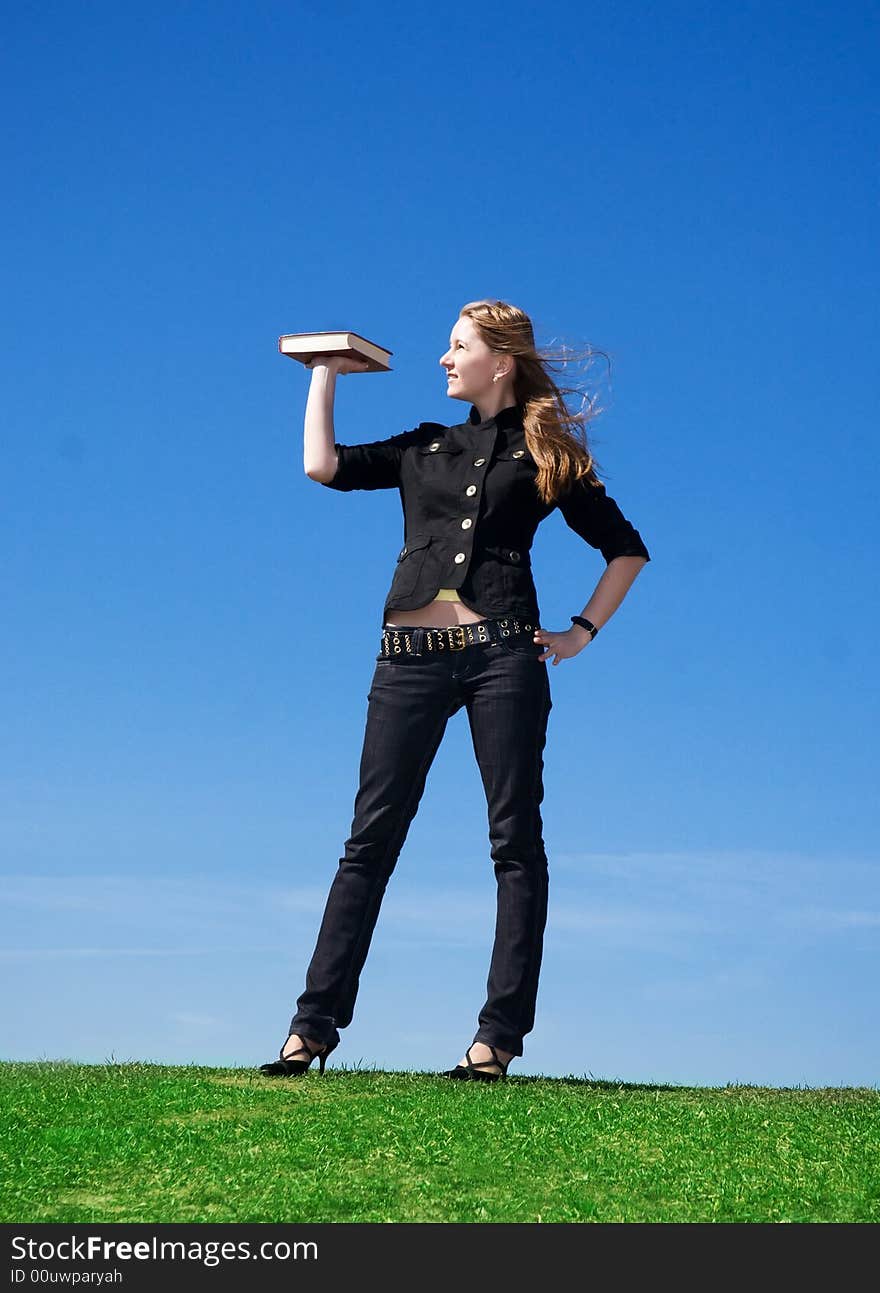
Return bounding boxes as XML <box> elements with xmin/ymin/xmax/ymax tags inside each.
<box><xmin>2</xmin><ymin>1061</ymin><xmax>877</xmax><ymax>1223</ymax></box>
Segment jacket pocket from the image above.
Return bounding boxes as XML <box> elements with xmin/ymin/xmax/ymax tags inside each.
<box><xmin>494</xmin><ymin>447</ymin><xmax>534</xmax><ymax>463</ymax></box>
<box><xmin>476</xmin><ymin>543</ymin><xmax>530</xmax><ymax>605</ymax></box>
<box><xmin>480</xmin><ymin>543</ymin><xmax>529</xmax><ymax>567</ymax></box>
<box><xmin>388</xmin><ymin>534</ymin><xmax>433</xmax><ymax>600</ymax></box>
<box><xmin>493</xmin><ymin>448</ymin><xmax>539</xmax><ymax>496</ymax></box>
<box><xmin>417</xmin><ymin>441</ymin><xmax>463</xmax><ymax>457</ymax></box>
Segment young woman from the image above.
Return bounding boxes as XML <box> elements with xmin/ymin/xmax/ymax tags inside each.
<box><xmin>260</xmin><ymin>299</ymin><xmax>650</xmax><ymax>1082</ymax></box>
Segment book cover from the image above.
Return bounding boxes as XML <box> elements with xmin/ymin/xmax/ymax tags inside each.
<box><xmin>278</xmin><ymin>331</ymin><xmax>393</xmax><ymax>372</ymax></box>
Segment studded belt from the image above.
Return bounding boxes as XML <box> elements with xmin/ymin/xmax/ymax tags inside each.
<box><xmin>380</xmin><ymin>616</ymin><xmax>538</xmax><ymax>658</ymax></box>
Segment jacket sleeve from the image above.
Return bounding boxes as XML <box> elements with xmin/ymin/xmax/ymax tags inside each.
<box><xmin>556</xmin><ymin>475</ymin><xmax>651</xmax><ymax>564</ymax></box>
<box><xmin>320</xmin><ymin>426</ymin><xmax>423</xmax><ymax>492</ymax></box>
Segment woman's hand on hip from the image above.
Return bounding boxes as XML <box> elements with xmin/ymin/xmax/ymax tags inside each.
<box><xmin>533</xmin><ymin>625</ymin><xmax>592</xmax><ymax>666</ymax></box>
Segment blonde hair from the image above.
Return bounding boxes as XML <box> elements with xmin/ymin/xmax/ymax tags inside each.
<box><xmin>458</xmin><ymin>298</ymin><xmax>609</xmax><ymax>506</ymax></box>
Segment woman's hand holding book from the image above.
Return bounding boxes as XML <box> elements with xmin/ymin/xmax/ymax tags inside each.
<box><xmin>305</xmin><ymin>355</ymin><xmax>371</xmax><ymax>376</ymax></box>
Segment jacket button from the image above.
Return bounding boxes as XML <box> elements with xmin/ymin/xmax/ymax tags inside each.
<box><xmin>454</xmin><ymin>552</ymin><xmax>466</xmax><ymax>563</ymax></box>
<box><xmin>512</xmin><ymin>449</ymin><xmax>525</xmax><ymax>458</ymax></box>
<box><xmin>461</xmin><ymin>518</ymin><xmax>472</xmax><ymax>529</ymax></box>
<box><xmin>509</xmin><ymin>550</ymin><xmax>520</xmax><ymax>561</ymax></box>
<box><xmin>473</xmin><ymin>457</ymin><xmax>486</xmax><ymax>466</ymax></box>
<box><xmin>429</xmin><ymin>442</ymin><xmax>440</xmax><ymax>452</ymax></box>
<box><xmin>465</xmin><ymin>484</ymin><xmax>477</xmax><ymax>496</ymax></box>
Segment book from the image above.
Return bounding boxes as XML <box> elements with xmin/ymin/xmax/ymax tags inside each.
<box><xmin>277</xmin><ymin>331</ymin><xmax>393</xmax><ymax>372</ymax></box>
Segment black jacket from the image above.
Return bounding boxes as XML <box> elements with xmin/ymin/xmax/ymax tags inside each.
<box><xmin>321</xmin><ymin>402</ymin><xmax>650</xmax><ymax>623</ymax></box>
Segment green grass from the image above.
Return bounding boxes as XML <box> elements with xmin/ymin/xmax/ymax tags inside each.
<box><xmin>2</xmin><ymin>1061</ymin><xmax>878</xmax><ymax>1223</ymax></box>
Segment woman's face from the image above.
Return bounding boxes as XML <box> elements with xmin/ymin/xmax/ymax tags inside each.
<box><xmin>439</xmin><ymin>316</ymin><xmax>509</xmax><ymax>405</ymax></box>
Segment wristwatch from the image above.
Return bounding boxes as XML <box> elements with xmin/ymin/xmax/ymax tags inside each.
<box><xmin>570</xmin><ymin>615</ymin><xmax>598</xmax><ymax>639</ymax></box>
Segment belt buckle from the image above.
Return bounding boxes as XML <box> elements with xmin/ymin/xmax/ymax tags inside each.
<box><xmin>448</xmin><ymin>625</ymin><xmax>467</xmax><ymax>651</ymax></box>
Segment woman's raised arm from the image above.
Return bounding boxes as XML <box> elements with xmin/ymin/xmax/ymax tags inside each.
<box><xmin>303</xmin><ymin>356</ymin><xmax>369</xmax><ymax>483</ymax></box>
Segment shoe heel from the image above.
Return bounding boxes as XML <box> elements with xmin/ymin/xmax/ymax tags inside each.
<box><xmin>318</xmin><ymin>1039</ymin><xmax>338</xmax><ymax>1074</ymax></box>
<box><xmin>258</xmin><ymin>1034</ymin><xmax>338</xmax><ymax>1078</ymax></box>
<box><xmin>442</xmin><ymin>1042</ymin><xmax>512</xmax><ymax>1081</ymax></box>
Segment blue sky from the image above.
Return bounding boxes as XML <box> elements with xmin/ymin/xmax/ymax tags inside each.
<box><xmin>2</xmin><ymin>1</ymin><xmax>877</xmax><ymax>1087</ymax></box>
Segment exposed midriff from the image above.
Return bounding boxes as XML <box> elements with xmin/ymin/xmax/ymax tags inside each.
<box><xmin>384</xmin><ymin>591</ymin><xmax>491</xmax><ymax>628</ymax></box>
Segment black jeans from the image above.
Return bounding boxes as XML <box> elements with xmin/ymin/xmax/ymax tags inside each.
<box><xmin>288</xmin><ymin>620</ymin><xmax>553</xmax><ymax>1058</ymax></box>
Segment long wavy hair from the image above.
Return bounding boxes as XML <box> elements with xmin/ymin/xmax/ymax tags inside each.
<box><xmin>458</xmin><ymin>298</ymin><xmax>609</xmax><ymax>506</ymax></box>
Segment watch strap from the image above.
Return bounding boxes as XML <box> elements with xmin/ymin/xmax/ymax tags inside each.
<box><xmin>571</xmin><ymin>615</ymin><xmax>598</xmax><ymax>639</ymax></box>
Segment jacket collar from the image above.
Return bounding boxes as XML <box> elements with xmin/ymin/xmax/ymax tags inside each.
<box><xmin>467</xmin><ymin>403</ymin><xmax>524</xmax><ymax>432</ymax></box>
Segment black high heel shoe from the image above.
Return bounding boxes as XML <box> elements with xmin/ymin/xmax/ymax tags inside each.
<box><xmin>442</xmin><ymin>1044</ymin><xmax>512</xmax><ymax>1082</ymax></box>
<box><xmin>258</xmin><ymin>1033</ymin><xmax>339</xmax><ymax>1077</ymax></box>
